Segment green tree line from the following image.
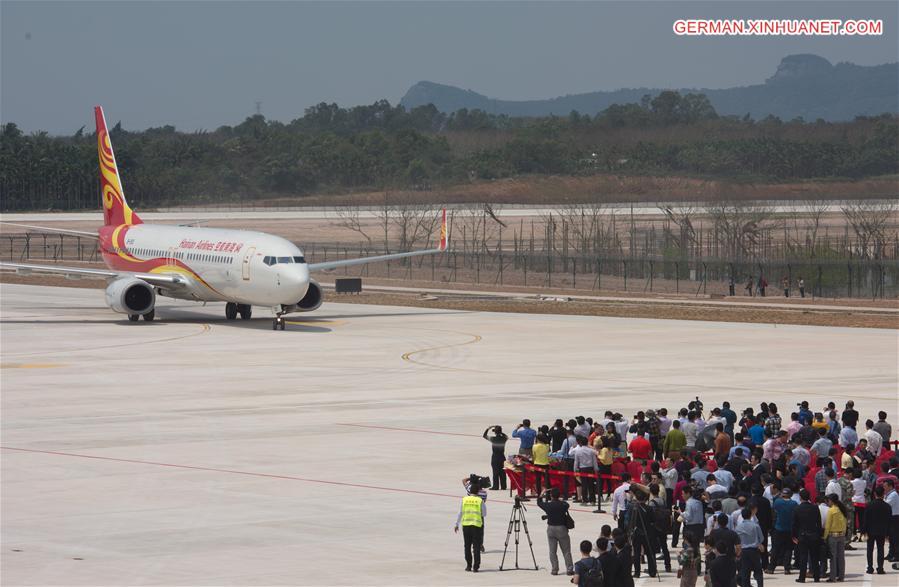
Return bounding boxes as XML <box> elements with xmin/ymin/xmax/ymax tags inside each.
<box><xmin>1</xmin><ymin>92</ymin><xmax>896</xmax><ymax>210</ymax></box>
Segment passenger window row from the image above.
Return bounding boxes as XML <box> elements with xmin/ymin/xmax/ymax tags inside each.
<box><xmin>127</xmin><ymin>247</ymin><xmax>235</xmax><ymax>264</ymax></box>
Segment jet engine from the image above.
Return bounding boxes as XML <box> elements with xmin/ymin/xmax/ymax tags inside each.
<box><xmin>285</xmin><ymin>279</ymin><xmax>323</xmax><ymax>313</ymax></box>
<box><xmin>105</xmin><ymin>277</ymin><xmax>156</xmax><ymax>315</ymax></box>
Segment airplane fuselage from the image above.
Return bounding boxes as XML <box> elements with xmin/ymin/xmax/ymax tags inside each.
<box><xmin>99</xmin><ymin>223</ymin><xmax>310</xmax><ymax>307</ymax></box>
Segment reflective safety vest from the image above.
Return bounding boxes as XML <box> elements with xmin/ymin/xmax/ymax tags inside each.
<box><xmin>461</xmin><ymin>495</ymin><xmax>484</xmax><ymax>527</ymax></box>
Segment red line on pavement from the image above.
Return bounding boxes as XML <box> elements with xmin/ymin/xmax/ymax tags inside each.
<box><xmin>0</xmin><ymin>445</ymin><xmax>463</xmax><ymax>499</ymax></box>
<box><xmin>335</xmin><ymin>423</ymin><xmax>481</xmax><ymax>438</ymax></box>
<box><xmin>0</xmin><ymin>445</ymin><xmax>599</xmax><ymax>514</ymax></box>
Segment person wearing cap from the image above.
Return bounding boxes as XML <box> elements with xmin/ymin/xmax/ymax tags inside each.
<box><xmin>767</xmin><ymin>487</ymin><xmax>797</xmax><ymax>574</ymax></box>
<box><xmin>453</xmin><ymin>482</ymin><xmax>486</xmax><ymax>572</ymax></box>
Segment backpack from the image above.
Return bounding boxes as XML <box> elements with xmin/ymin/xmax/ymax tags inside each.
<box><xmin>581</xmin><ymin>557</ymin><xmax>604</xmax><ymax>587</ymax></box>
<box><xmin>650</xmin><ymin>504</ymin><xmax>673</xmax><ymax>534</ymax></box>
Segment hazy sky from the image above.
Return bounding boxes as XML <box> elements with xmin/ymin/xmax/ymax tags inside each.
<box><xmin>2</xmin><ymin>1</ymin><xmax>896</xmax><ymax>133</ymax></box>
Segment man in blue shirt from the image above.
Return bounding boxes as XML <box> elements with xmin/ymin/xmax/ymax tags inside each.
<box><xmin>735</xmin><ymin>507</ymin><xmax>766</xmax><ymax>587</ymax></box>
<box><xmin>749</xmin><ymin>418</ymin><xmax>766</xmax><ymax>446</ymax></box>
<box><xmin>691</xmin><ymin>459</ymin><xmax>715</xmax><ymax>488</ymax></box>
<box><xmin>721</xmin><ymin>401</ymin><xmax>737</xmax><ymax>438</ymax></box>
<box><xmin>713</xmin><ymin>467</ymin><xmax>735</xmax><ymax>492</ymax></box>
<box><xmin>797</xmin><ymin>401</ymin><xmax>814</xmax><ymax>426</ymax></box>
<box><xmin>768</xmin><ymin>487</ymin><xmax>798</xmax><ymax>574</ymax></box>
<box><xmin>681</xmin><ymin>486</ymin><xmax>706</xmax><ymax>567</ymax></box>
<box><xmin>513</xmin><ymin>419</ymin><xmax>537</xmax><ymax>457</ymax></box>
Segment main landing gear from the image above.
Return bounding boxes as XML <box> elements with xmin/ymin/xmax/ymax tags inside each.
<box><xmin>128</xmin><ymin>310</ymin><xmax>155</xmax><ymax>322</ymax></box>
<box><xmin>225</xmin><ymin>302</ymin><xmax>252</xmax><ymax>320</ymax></box>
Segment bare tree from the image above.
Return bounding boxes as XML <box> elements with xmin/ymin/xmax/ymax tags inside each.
<box><xmin>332</xmin><ymin>205</ymin><xmax>373</xmax><ymax>246</ymax></box>
<box><xmin>841</xmin><ymin>199</ymin><xmax>898</xmax><ymax>259</ymax></box>
<box><xmin>658</xmin><ymin>203</ymin><xmax>698</xmax><ymax>255</ymax></box>
<box><xmin>705</xmin><ymin>201</ymin><xmax>778</xmax><ymax>260</ymax></box>
<box><xmin>373</xmin><ymin>191</ymin><xmax>394</xmax><ymax>252</ymax></box>
<box><xmin>391</xmin><ymin>204</ymin><xmax>439</xmax><ymax>252</ymax></box>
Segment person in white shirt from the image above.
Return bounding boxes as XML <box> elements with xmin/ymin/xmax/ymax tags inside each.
<box><xmin>682</xmin><ymin>413</ymin><xmax>699</xmax><ymax>450</ymax></box>
<box><xmin>706</xmin><ymin>482</ymin><xmax>727</xmax><ymax>497</ymax></box>
<box><xmin>611</xmin><ymin>473</ymin><xmax>631</xmax><ymax>524</ymax></box>
<box><xmin>763</xmin><ymin>481</ymin><xmax>777</xmax><ymax>505</ymax></box>
<box><xmin>614</xmin><ymin>414</ymin><xmax>629</xmax><ymax>453</ymax></box>
<box><xmin>658</xmin><ymin>408</ymin><xmax>672</xmax><ymax>436</ymax></box>
<box><xmin>864</xmin><ymin>420</ymin><xmax>883</xmax><ymax>455</ymax></box>
<box><xmin>824</xmin><ymin>467</ymin><xmax>841</xmax><ymax>500</ymax></box>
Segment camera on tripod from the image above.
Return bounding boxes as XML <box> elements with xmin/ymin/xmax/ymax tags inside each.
<box><xmin>688</xmin><ymin>396</ymin><xmax>704</xmax><ymax>414</ymax></box>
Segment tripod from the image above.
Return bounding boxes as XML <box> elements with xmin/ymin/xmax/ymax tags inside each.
<box><xmin>499</xmin><ymin>496</ymin><xmax>539</xmax><ymax>570</ymax></box>
<box><xmin>628</xmin><ymin>504</ymin><xmax>663</xmax><ymax>582</ymax></box>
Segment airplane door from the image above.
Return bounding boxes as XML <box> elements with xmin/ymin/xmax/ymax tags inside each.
<box><xmin>242</xmin><ymin>247</ymin><xmax>255</xmax><ymax>280</ymax></box>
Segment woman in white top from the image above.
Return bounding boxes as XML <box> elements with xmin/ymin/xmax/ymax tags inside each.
<box><xmin>849</xmin><ymin>469</ymin><xmax>868</xmax><ymax>540</ymax></box>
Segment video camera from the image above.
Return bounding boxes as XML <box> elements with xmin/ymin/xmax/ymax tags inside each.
<box><xmin>469</xmin><ymin>474</ymin><xmax>491</xmax><ymax>490</ymax></box>
<box><xmin>688</xmin><ymin>396</ymin><xmax>704</xmax><ymax>414</ymax></box>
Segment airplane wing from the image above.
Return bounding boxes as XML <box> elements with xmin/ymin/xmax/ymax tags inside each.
<box><xmin>0</xmin><ymin>222</ymin><xmax>99</xmax><ymax>239</ymax></box>
<box><xmin>0</xmin><ymin>262</ymin><xmax>184</xmax><ymax>287</ymax></box>
<box><xmin>307</xmin><ymin>208</ymin><xmax>449</xmax><ymax>272</ymax></box>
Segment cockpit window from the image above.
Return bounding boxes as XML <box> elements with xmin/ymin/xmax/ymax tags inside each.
<box><xmin>263</xmin><ymin>255</ymin><xmax>305</xmax><ymax>265</ymax></box>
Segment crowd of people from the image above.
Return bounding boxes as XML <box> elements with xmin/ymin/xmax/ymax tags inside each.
<box><xmin>458</xmin><ymin>400</ymin><xmax>898</xmax><ymax>586</ymax></box>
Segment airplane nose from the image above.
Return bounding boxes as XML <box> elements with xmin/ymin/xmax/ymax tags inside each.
<box><xmin>284</xmin><ymin>264</ymin><xmax>310</xmax><ymax>301</ymax></box>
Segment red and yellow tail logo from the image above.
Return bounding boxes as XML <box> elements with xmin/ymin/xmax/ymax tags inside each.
<box><xmin>438</xmin><ymin>208</ymin><xmax>448</xmax><ymax>251</ymax></box>
<box><xmin>95</xmin><ymin>106</ymin><xmax>141</xmax><ymax>226</ymax></box>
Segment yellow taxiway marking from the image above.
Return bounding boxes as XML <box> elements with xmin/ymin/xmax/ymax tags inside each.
<box><xmin>1</xmin><ymin>363</ymin><xmax>65</xmax><ymax>369</ymax></box>
<box><xmin>284</xmin><ymin>319</ymin><xmax>344</xmax><ymax>327</ymax></box>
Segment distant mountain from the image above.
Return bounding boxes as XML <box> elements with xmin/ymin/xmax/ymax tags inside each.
<box><xmin>400</xmin><ymin>55</ymin><xmax>898</xmax><ymax>121</ymax></box>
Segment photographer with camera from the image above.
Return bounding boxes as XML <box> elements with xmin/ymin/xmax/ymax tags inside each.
<box><xmin>483</xmin><ymin>425</ymin><xmax>508</xmax><ymax>491</ymax></box>
<box><xmin>537</xmin><ymin>487</ymin><xmax>575</xmax><ymax>576</ymax></box>
<box><xmin>627</xmin><ymin>484</ymin><xmax>659</xmax><ymax>578</ymax></box>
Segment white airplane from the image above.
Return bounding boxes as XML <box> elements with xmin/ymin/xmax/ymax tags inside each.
<box><xmin>0</xmin><ymin>107</ymin><xmax>448</xmax><ymax>330</ymax></box>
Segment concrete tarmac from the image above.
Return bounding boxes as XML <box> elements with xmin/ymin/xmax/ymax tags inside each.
<box><xmin>1</xmin><ymin>283</ymin><xmax>897</xmax><ymax>586</ymax></box>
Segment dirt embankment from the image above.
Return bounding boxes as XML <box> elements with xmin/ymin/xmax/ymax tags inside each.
<box><xmin>246</xmin><ymin>174</ymin><xmax>899</xmax><ymax>207</ymax></box>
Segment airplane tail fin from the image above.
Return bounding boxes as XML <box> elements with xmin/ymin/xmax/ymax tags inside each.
<box><xmin>438</xmin><ymin>208</ymin><xmax>449</xmax><ymax>251</ymax></box>
<box><xmin>95</xmin><ymin>106</ymin><xmax>141</xmax><ymax>226</ymax></box>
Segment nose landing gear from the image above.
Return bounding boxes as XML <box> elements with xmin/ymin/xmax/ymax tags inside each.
<box><xmin>272</xmin><ymin>314</ymin><xmax>286</xmax><ymax>330</ymax></box>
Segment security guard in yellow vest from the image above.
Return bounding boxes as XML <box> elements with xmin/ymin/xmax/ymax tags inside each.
<box><xmin>454</xmin><ymin>492</ymin><xmax>486</xmax><ymax>571</ymax></box>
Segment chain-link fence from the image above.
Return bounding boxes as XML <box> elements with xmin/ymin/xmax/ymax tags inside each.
<box><xmin>3</xmin><ymin>233</ymin><xmax>896</xmax><ymax>299</ymax></box>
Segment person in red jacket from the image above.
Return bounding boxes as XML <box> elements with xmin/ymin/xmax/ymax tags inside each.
<box><xmin>630</xmin><ymin>433</ymin><xmax>652</xmax><ymax>463</ymax></box>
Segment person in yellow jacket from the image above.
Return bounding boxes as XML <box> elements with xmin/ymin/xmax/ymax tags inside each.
<box><xmin>822</xmin><ymin>493</ymin><xmax>848</xmax><ymax>582</ymax></box>
<box><xmin>532</xmin><ymin>433</ymin><xmax>552</xmax><ymax>495</ymax></box>
<box><xmin>454</xmin><ymin>491</ymin><xmax>486</xmax><ymax>572</ymax></box>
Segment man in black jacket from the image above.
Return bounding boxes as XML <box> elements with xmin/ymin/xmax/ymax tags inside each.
<box><xmin>791</xmin><ymin>489</ymin><xmax>822</xmax><ymax>583</ymax></box>
<box><xmin>708</xmin><ymin>540</ymin><xmax>738</xmax><ymax>587</ymax></box>
<box><xmin>613</xmin><ymin>534</ymin><xmax>635</xmax><ymax>587</ymax></box>
<box><xmin>596</xmin><ymin>536</ymin><xmax>620</xmax><ymax>584</ymax></box>
<box><xmin>865</xmin><ymin>485</ymin><xmax>891</xmax><ymax>574</ymax></box>
<box><xmin>627</xmin><ymin>487</ymin><xmax>659</xmax><ymax>577</ymax></box>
